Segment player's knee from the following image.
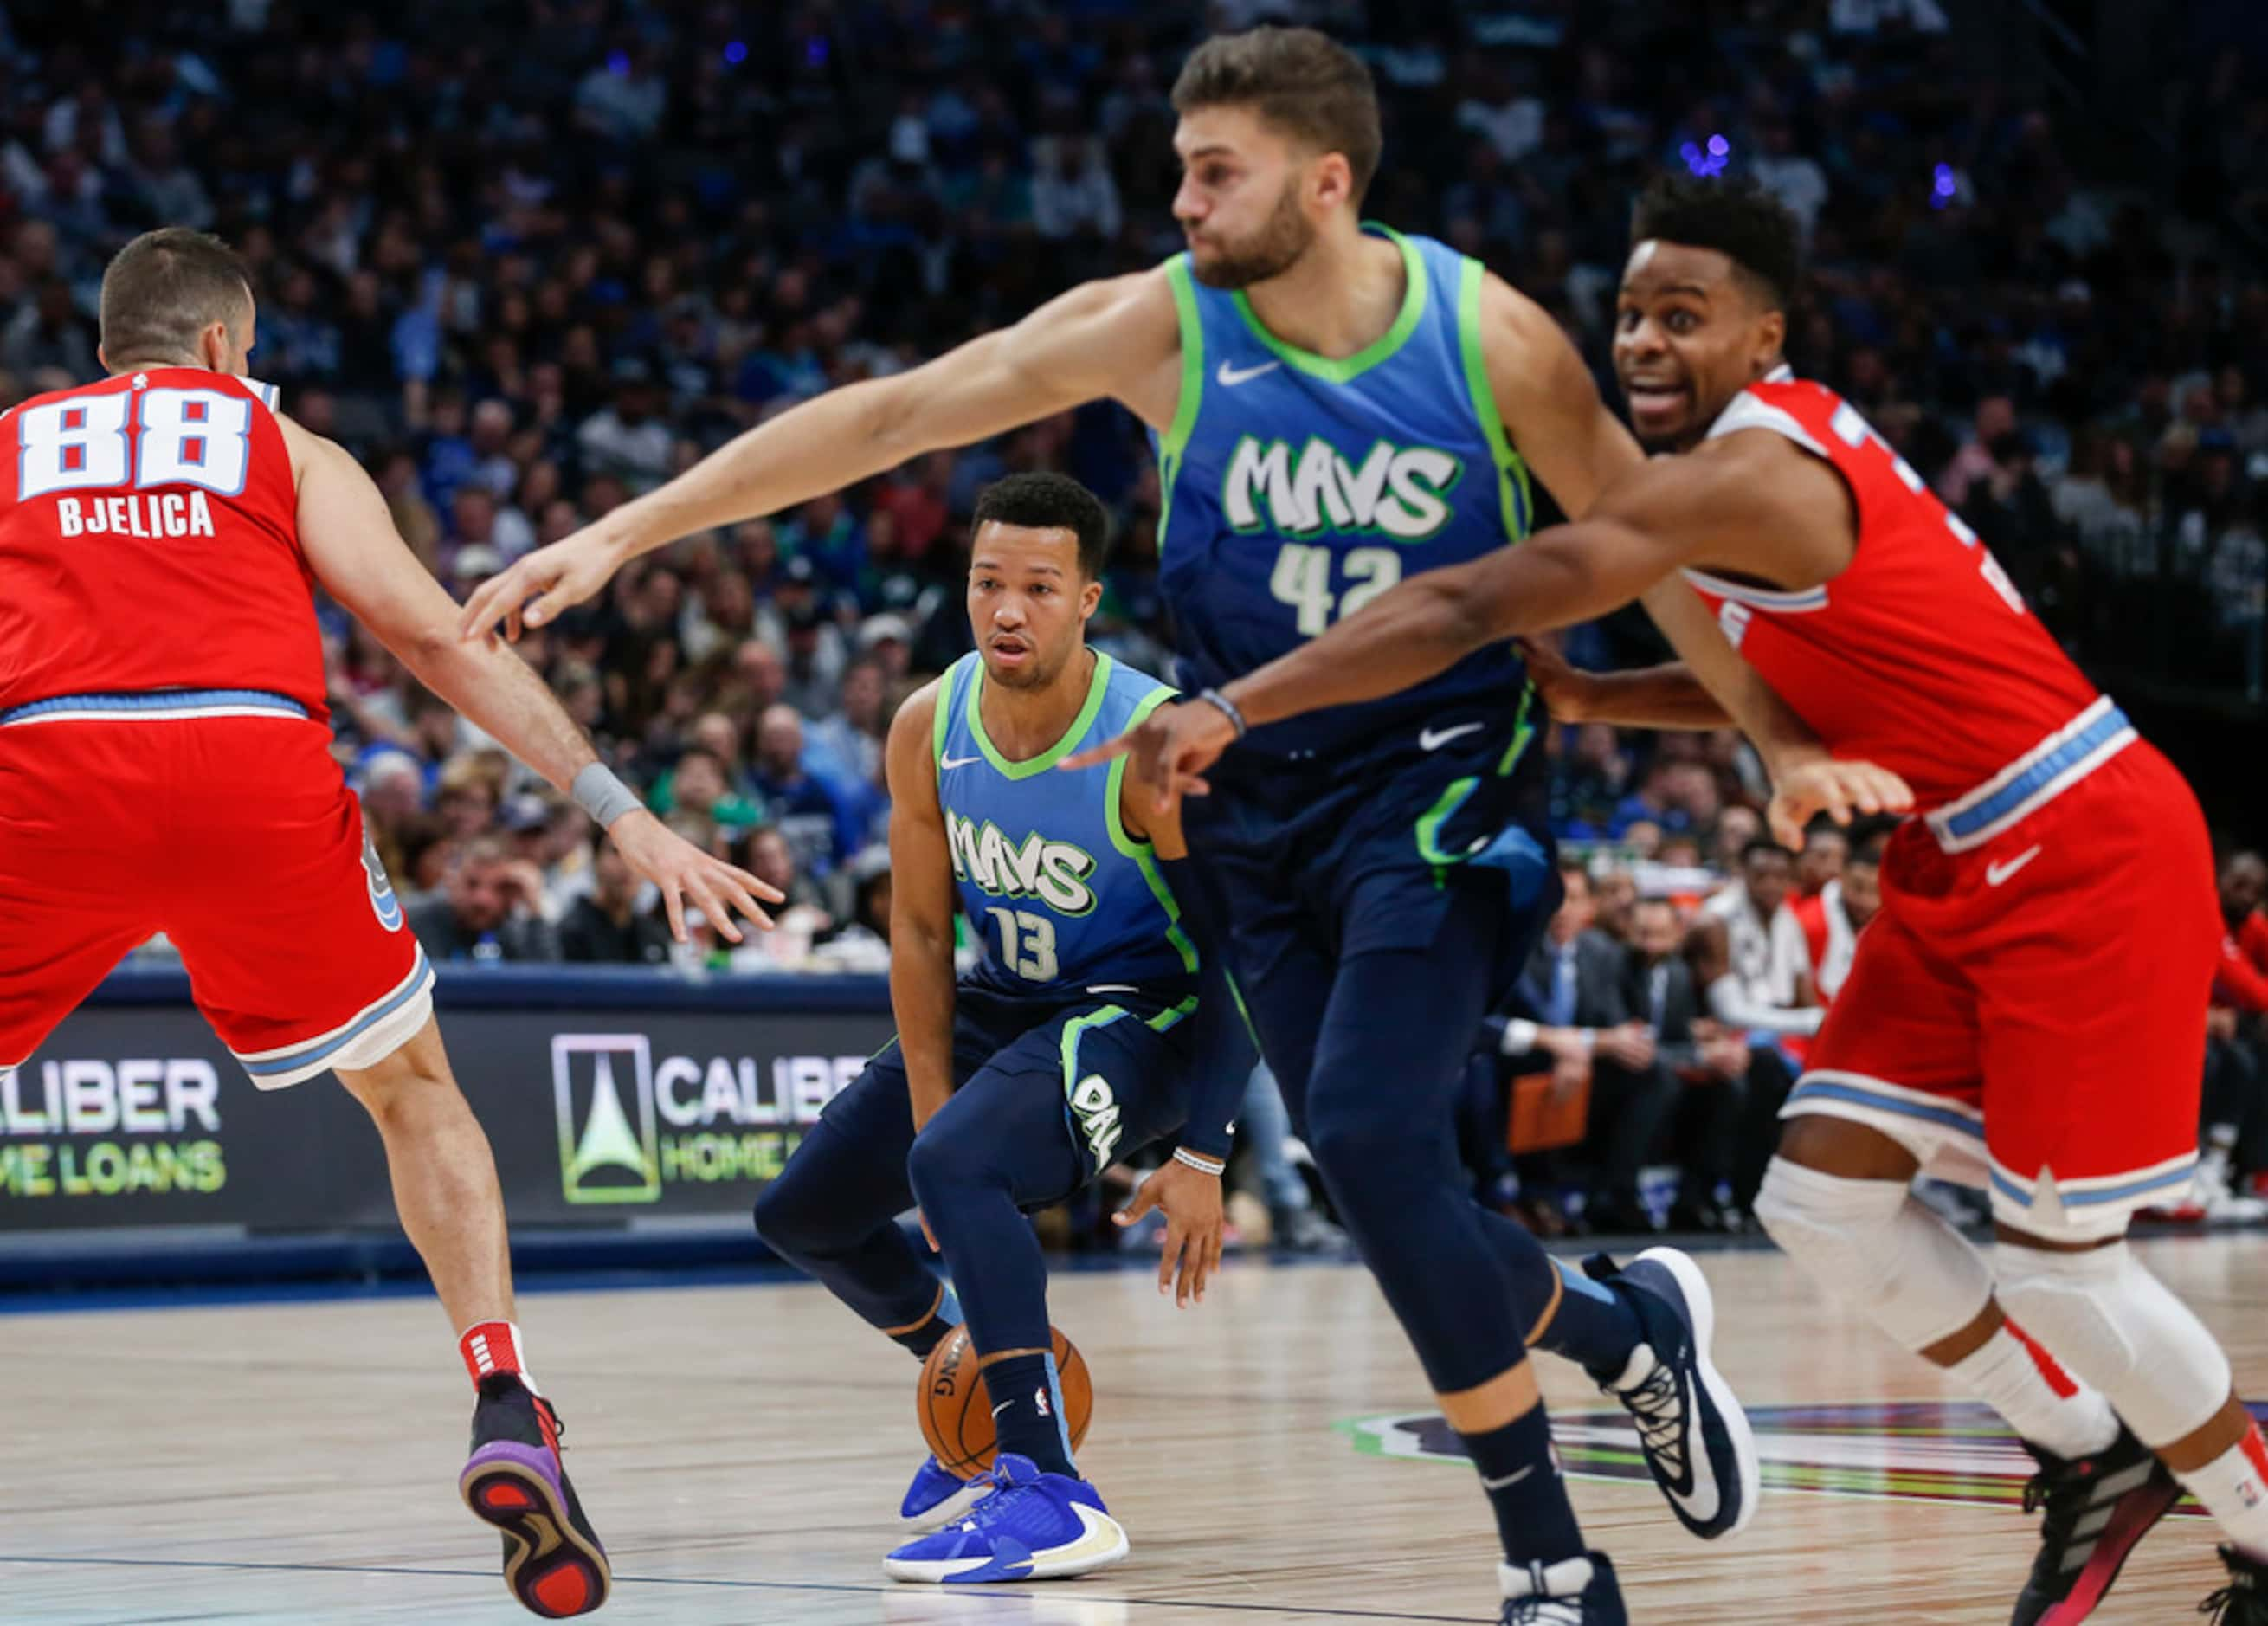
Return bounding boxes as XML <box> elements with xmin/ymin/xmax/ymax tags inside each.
<box><xmin>1995</xmin><ymin>1240</ymin><xmax>2232</xmax><ymax>1447</ymax></box>
<box><xmin>753</xmin><ymin>1141</ymin><xmax>873</xmax><ymax>1260</ymax></box>
<box><xmin>1754</xmin><ymin>1156</ymin><xmax>1991</xmax><ymax>1351</ymax></box>
<box><xmin>333</xmin><ymin>1034</ymin><xmax>458</xmax><ymax>1132</ymax></box>
<box><xmin>905</xmin><ymin>1118</ymin><xmax>994</xmax><ymax>1210</ymax></box>
<box><xmin>751</xmin><ymin>1170</ymin><xmax>818</xmax><ymax>1257</ymax></box>
<box><xmin>1301</xmin><ymin>1087</ymin><xmax>1415</xmax><ymax>1186</ymax></box>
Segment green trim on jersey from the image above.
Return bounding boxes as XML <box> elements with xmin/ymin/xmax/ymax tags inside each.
<box><xmin>1498</xmin><ymin>681</ymin><xmax>1539</xmax><ymax>777</ymax></box>
<box><xmin>965</xmin><ymin>650</ymin><xmax>1114</xmax><ymax>779</ymax></box>
<box><xmin>1415</xmin><ymin>775</ymin><xmax>1481</xmax><ymax>870</ymax></box>
<box><xmin>1456</xmin><ymin>255</ymin><xmax>1536</xmax><ymax>545</ymax></box>
<box><xmin>1146</xmin><ymin>994</ymin><xmax>1199</xmax><ymax>1031</ymax></box>
<box><xmin>930</xmin><ymin>665</ymin><xmax>955</xmax><ymax>786</ymax></box>
<box><xmin>1229</xmin><ymin>224</ymin><xmax>1427</xmax><ymax>384</ymax></box>
<box><xmin>1103</xmin><ymin>684</ymin><xmax>1201</xmax><ymax>975</ymax></box>
<box><xmin>1159</xmin><ymin>256</ymin><xmax>1205</xmax><ymax>569</ymax></box>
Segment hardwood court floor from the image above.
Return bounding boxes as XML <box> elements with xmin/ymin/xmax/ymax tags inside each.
<box><xmin>2</xmin><ymin>1234</ymin><xmax>2261</xmax><ymax>1623</ymax></box>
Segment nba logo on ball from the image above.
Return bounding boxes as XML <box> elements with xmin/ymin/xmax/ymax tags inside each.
<box><xmin>551</xmin><ymin>1034</ymin><xmax>662</xmax><ymax>1205</ymax></box>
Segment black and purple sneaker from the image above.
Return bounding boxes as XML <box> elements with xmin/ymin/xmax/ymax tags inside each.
<box><xmin>459</xmin><ymin>1374</ymin><xmax>611</xmax><ymax>1618</ymax></box>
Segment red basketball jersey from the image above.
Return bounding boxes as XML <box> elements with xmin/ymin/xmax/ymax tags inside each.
<box><xmin>0</xmin><ymin>367</ymin><xmax>324</xmax><ymax>718</ymax></box>
<box><xmin>1681</xmin><ymin>369</ymin><xmax>2100</xmax><ymax>811</ymax></box>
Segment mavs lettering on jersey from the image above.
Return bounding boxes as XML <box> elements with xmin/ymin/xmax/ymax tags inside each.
<box><xmin>1154</xmin><ymin>226</ymin><xmax>1537</xmax><ymax>758</ymax></box>
<box><xmin>932</xmin><ymin>650</ymin><xmax>1197</xmax><ymax>1000</ymax></box>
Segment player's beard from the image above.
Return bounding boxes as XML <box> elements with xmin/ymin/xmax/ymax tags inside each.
<box><xmin>1189</xmin><ymin>181</ymin><xmax>1313</xmax><ymax>289</ymax></box>
<box><xmin>985</xmin><ymin>636</ymin><xmax>1072</xmax><ymax>693</ymax></box>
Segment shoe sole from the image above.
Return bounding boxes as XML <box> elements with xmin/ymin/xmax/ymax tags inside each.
<box><xmin>883</xmin><ymin>1512</ymin><xmax>1130</xmax><ymax>1584</ymax></box>
<box><xmin>461</xmin><ymin>1441</ymin><xmax>613</xmax><ymax>1618</ymax></box>
<box><xmin>1633</xmin><ymin>1245</ymin><xmax>1763</xmax><ymax>1541</ymax></box>
<box><xmin>2029</xmin><ymin>1470</ymin><xmax>2181</xmax><ymax>1625</ymax></box>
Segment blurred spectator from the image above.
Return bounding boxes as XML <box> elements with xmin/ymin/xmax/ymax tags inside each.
<box><xmin>404</xmin><ymin>836</ymin><xmax>563</xmax><ymax>963</ymax></box>
<box><xmin>727</xmin><ymin>824</ymin><xmax>834</xmax><ymax>970</ymax></box>
<box><xmin>1694</xmin><ymin>841</ymin><xmax>1822</xmax><ymax>1038</ymax></box>
<box><xmin>1504</xmin><ymin>861</ymin><xmax>1669</xmax><ymax>1235</ymax></box>
<box><xmin>1793</xmin><ymin>835</ymin><xmax>1883</xmax><ymax>1004</ymax></box>
<box><xmin>751</xmin><ymin>703</ymin><xmax>854</xmax><ymax>877</ymax></box>
<box><xmin>657</xmin><ymin>744</ymin><xmax>764</xmax><ymax>835</ymax></box>
<box><xmin>1627</xmin><ymin>896</ymin><xmax>1749</xmax><ymax>1232</ymax></box>
<box><xmin>1794</xmin><ymin>822</ymin><xmax>1846</xmax><ymax>901</ymax></box>
<box><xmin>4</xmin><ymin>277</ymin><xmax>93</xmax><ymax>378</ymax></box>
<box><xmin>560</xmin><ymin>831</ymin><xmax>674</xmax><ymax>966</ymax></box>
<box><xmin>2198</xmin><ymin>851</ymin><xmax>2268</xmax><ymax>1218</ymax></box>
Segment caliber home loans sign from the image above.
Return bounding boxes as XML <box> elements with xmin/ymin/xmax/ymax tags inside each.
<box><xmin>550</xmin><ymin>1032</ymin><xmax>871</xmax><ymax>1207</ymax></box>
<box><xmin>3</xmin><ymin>998</ymin><xmax>892</xmax><ymax>1232</ymax></box>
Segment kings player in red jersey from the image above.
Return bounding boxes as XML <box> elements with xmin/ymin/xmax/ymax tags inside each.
<box><xmin>1088</xmin><ymin>177</ymin><xmax>2268</xmax><ymax>1624</ymax></box>
<box><xmin>0</xmin><ymin>229</ymin><xmax>779</xmax><ymax>1619</ymax></box>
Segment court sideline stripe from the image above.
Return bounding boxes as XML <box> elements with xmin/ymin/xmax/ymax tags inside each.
<box><xmin>0</xmin><ymin>1552</ymin><xmax>1493</xmax><ymax>1622</ymax></box>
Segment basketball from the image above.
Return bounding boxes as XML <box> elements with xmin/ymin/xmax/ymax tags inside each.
<box><xmin>917</xmin><ymin>1325</ymin><xmax>1092</xmax><ymax>1476</ymax></box>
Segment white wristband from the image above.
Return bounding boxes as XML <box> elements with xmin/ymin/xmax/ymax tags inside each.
<box><xmin>1172</xmin><ymin>1147</ymin><xmax>1226</xmax><ymax>1177</ymax></box>
<box><xmin>1500</xmin><ymin>1018</ymin><xmax>1540</xmax><ymax>1055</ymax></box>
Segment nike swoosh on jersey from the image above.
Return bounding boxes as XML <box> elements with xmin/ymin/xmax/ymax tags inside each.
<box><xmin>1419</xmin><ymin>721</ymin><xmax>1485</xmax><ymax>752</ymax></box>
<box><xmin>1215</xmin><ymin>358</ymin><xmax>1282</xmax><ymax>386</ymax></box>
<box><xmin>1986</xmin><ymin>844</ymin><xmax>2045</xmax><ymax>887</ymax></box>
<box><xmin>939</xmin><ymin>753</ymin><xmax>983</xmax><ymax>771</ymax></box>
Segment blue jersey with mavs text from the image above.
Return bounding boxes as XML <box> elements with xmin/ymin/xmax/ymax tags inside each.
<box><xmin>1154</xmin><ymin>226</ymin><xmax>1537</xmax><ymax>761</ymax></box>
<box><xmin>933</xmin><ymin>649</ymin><xmax>1198</xmax><ymax>1003</ymax></box>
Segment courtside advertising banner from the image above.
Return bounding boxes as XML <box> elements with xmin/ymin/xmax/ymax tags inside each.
<box><xmin>0</xmin><ymin>988</ymin><xmax>894</xmax><ymax>1234</ymax></box>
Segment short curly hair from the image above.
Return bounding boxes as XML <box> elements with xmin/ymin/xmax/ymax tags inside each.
<box><xmin>1630</xmin><ymin>174</ymin><xmax>1802</xmax><ymax>313</ymax></box>
<box><xmin>971</xmin><ymin>472</ymin><xmax>1111</xmax><ymax>579</ymax></box>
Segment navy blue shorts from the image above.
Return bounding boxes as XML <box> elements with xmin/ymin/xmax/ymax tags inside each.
<box><xmin>822</xmin><ymin>982</ymin><xmax>1195</xmax><ymax>1203</ymax></box>
<box><xmin>1182</xmin><ymin>700</ymin><xmax>1560</xmax><ymax>1101</ymax></box>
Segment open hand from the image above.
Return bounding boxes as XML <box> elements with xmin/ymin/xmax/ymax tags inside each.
<box><xmin>607</xmin><ymin>810</ymin><xmax>782</xmax><ymax>943</ymax></box>
<box><xmin>1766</xmin><ymin>755</ymin><xmax>1914</xmax><ymax>850</ymax></box>
<box><xmin>1114</xmin><ymin>1158</ymin><xmax>1224</xmax><ymax>1308</ymax></box>
<box><xmin>458</xmin><ymin>525</ymin><xmax>623</xmax><ymax>644</ymax></box>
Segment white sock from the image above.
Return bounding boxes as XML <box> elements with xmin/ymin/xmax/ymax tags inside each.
<box><xmin>2175</xmin><ymin>1421</ymin><xmax>2268</xmax><ymax>1564</ymax></box>
<box><xmin>1947</xmin><ymin>1323</ymin><xmax>2118</xmax><ymax>1461</ymax></box>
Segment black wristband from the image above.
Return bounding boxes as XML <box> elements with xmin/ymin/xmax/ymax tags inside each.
<box><xmin>1195</xmin><ymin>687</ymin><xmax>1247</xmax><ymax>739</ymax></box>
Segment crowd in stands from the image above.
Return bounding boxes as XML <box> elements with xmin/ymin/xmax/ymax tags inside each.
<box><xmin>3</xmin><ymin>0</ymin><xmax>2264</xmax><ymax>1231</ymax></box>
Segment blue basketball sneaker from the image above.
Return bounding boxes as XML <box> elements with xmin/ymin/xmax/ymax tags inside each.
<box><xmin>883</xmin><ymin>1453</ymin><xmax>1128</xmax><ymax>1584</ymax></box>
<box><xmin>1583</xmin><ymin>1247</ymin><xmax>1761</xmax><ymax>1541</ymax></box>
<box><xmin>1498</xmin><ymin>1553</ymin><xmax>1627</xmax><ymax>1623</ymax></box>
<box><xmin>899</xmin><ymin>1453</ymin><xmax>989</xmax><ymax>1532</ymax></box>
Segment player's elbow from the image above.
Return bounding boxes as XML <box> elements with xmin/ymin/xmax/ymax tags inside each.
<box><xmin>391</xmin><ymin>618</ymin><xmax>461</xmax><ymax>676</ymax></box>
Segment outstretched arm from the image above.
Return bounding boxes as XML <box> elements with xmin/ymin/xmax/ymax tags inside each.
<box><xmin>1065</xmin><ymin>432</ymin><xmax>1910</xmax><ymax>838</ymax></box>
<box><xmin>1519</xmin><ymin>633</ymin><xmax>1733</xmax><ymax>731</ymax></box>
<box><xmin>288</xmin><ymin>421</ymin><xmax>778</xmax><ymax>940</ymax></box>
<box><xmin>1113</xmin><ymin>752</ymin><xmax>1252</xmax><ymax>1309</ymax></box>
<box><xmin>460</xmin><ymin>270</ymin><xmax>1182</xmax><ymax>640</ymax></box>
<box><xmin>1478</xmin><ymin>279</ymin><xmax>1816</xmax><ymax>757</ymax></box>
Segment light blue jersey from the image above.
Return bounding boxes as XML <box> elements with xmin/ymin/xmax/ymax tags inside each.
<box><xmin>1153</xmin><ymin>225</ymin><xmax>1537</xmax><ymax>763</ymax></box>
<box><xmin>932</xmin><ymin>649</ymin><xmax>1198</xmax><ymax>1003</ymax></box>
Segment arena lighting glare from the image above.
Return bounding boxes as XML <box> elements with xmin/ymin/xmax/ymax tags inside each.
<box><xmin>1932</xmin><ymin>162</ymin><xmax>1958</xmax><ymax>208</ymax></box>
<box><xmin>724</xmin><ymin>41</ymin><xmax>748</xmax><ymax>66</ymax></box>
<box><xmin>1680</xmin><ymin>133</ymin><xmax>1730</xmax><ymax>177</ymax></box>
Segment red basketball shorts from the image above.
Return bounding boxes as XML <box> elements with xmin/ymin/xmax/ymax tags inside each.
<box><xmin>1786</xmin><ymin>738</ymin><xmax>2213</xmax><ymax>1242</ymax></box>
<box><xmin>0</xmin><ymin>692</ymin><xmax>432</xmax><ymax>1087</ymax></box>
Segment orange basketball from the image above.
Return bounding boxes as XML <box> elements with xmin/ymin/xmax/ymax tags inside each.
<box><xmin>916</xmin><ymin>1325</ymin><xmax>1092</xmax><ymax>1476</ymax></box>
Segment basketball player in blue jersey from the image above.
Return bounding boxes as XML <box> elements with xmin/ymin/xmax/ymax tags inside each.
<box><xmin>752</xmin><ymin>472</ymin><xmax>1246</xmax><ymax>1584</ymax></box>
<box><xmin>461</xmin><ymin>29</ymin><xmax>1864</xmax><ymax>1621</ymax></box>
